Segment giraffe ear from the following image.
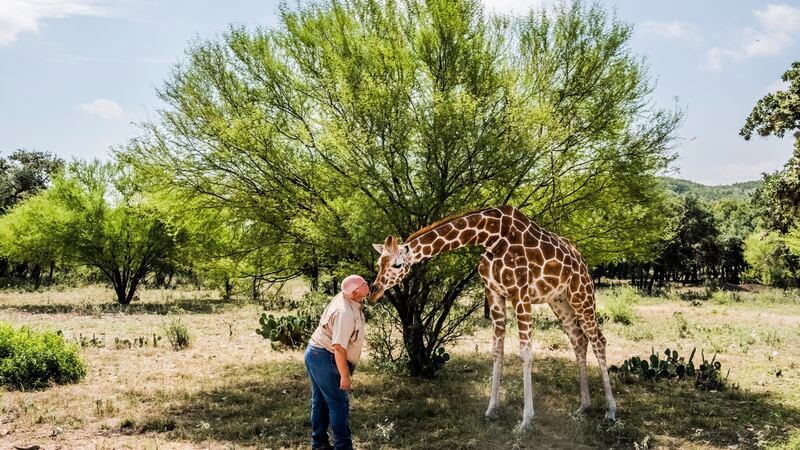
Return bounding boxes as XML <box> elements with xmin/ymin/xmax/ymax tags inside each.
<box><xmin>372</xmin><ymin>244</ymin><xmax>384</xmax><ymax>254</ymax></box>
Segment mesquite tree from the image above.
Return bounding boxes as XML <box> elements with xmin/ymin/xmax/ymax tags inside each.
<box><xmin>127</xmin><ymin>0</ymin><xmax>680</xmax><ymax>376</ymax></box>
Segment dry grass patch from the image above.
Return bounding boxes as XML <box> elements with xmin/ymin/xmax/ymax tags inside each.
<box><xmin>1</xmin><ymin>286</ymin><xmax>799</xmax><ymax>449</ymax></box>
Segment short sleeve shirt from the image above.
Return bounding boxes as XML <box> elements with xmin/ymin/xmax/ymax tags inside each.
<box><xmin>309</xmin><ymin>292</ymin><xmax>365</xmax><ymax>364</ymax></box>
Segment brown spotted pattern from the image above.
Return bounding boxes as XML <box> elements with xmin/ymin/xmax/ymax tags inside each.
<box><xmin>370</xmin><ymin>206</ymin><xmax>617</xmax><ymax>424</ymax></box>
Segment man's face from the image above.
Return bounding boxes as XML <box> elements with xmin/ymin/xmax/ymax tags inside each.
<box><xmin>348</xmin><ymin>279</ymin><xmax>370</xmax><ymax>302</ymax></box>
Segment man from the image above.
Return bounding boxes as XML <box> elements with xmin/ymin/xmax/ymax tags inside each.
<box><xmin>304</xmin><ymin>274</ymin><xmax>368</xmax><ymax>450</ymax></box>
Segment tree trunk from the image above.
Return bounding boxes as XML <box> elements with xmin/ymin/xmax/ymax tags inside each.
<box><xmin>223</xmin><ymin>278</ymin><xmax>233</xmax><ymax>301</ymax></box>
<box><xmin>114</xmin><ymin>283</ymin><xmax>129</xmax><ymax>305</ymax></box>
<box><xmin>31</xmin><ymin>264</ymin><xmax>42</xmax><ymax>290</ymax></box>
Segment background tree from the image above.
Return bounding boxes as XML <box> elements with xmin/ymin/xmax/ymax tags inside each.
<box><xmin>126</xmin><ymin>0</ymin><xmax>681</xmax><ymax>376</ymax></box>
<box><xmin>0</xmin><ymin>193</ymin><xmax>67</xmax><ymax>288</ymax></box>
<box><xmin>741</xmin><ymin>61</ymin><xmax>800</xmax><ymax>234</ymax></box>
<box><xmin>0</xmin><ymin>161</ymin><xmax>187</xmax><ymax>304</ymax></box>
<box><xmin>740</xmin><ymin>60</ymin><xmax>800</xmax><ymax>287</ymax></box>
<box><xmin>0</xmin><ymin>149</ymin><xmax>63</xmax><ymax>212</ymax></box>
<box><xmin>0</xmin><ymin>149</ymin><xmax>64</xmax><ymax>281</ymax></box>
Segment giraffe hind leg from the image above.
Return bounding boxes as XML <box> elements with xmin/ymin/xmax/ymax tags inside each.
<box><xmin>574</xmin><ymin>295</ymin><xmax>617</xmax><ymax>420</ymax></box>
<box><xmin>548</xmin><ymin>297</ymin><xmax>591</xmax><ymax>415</ymax></box>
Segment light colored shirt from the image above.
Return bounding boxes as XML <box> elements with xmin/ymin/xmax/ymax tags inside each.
<box><xmin>309</xmin><ymin>292</ymin><xmax>365</xmax><ymax>365</ymax></box>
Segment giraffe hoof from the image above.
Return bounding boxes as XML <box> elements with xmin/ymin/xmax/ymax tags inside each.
<box><xmin>514</xmin><ymin>419</ymin><xmax>533</xmax><ymax>433</ymax></box>
<box><xmin>604</xmin><ymin>410</ymin><xmax>617</xmax><ymax>422</ymax></box>
<box><xmin>485</xmin><ymin>409</ymin><xmax>499</xmax><ymax>421</ymax></box>
<box><xmin>573</xmin><ymin>404</ymin><xmax>591</xmax><ymax>416</ymax></box>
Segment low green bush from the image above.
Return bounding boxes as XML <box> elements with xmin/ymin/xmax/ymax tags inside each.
<box><xmin>0</xmin><ymin>322</ymin><xmax>87</xmax><ymax>390</ymax></box>
<box><xmin>597</xmin><ymin>286</ymin><xmax>640</xmax><ymax>325</ymax></box>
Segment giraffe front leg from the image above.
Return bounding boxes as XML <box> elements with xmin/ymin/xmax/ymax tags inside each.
<box><xmin>484</xmin><ymin>288</ymin><xmax>505</xmax><ymax>421</ymax></box>
<box><xmin>519</xmin><ymin>342</ymin><xmax>534</xmax><ymax>429</ymax></box>
<box><xmin>485</xmin><ymin>333</ymin><xmax>503</xmax><ymax>420</ymax></box>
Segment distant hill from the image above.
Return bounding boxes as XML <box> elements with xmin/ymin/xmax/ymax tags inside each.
<box><xmin>661</xmin><ymin>177</ymin><xmax>762</xmax><ymax>201</ymax></box>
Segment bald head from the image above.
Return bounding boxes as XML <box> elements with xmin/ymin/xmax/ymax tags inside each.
<box><xmin>341</xmin><ymin>275</ymin><xmax>369</xmax><ymax>302</ymax></box>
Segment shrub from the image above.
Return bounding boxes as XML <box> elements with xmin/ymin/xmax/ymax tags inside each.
<box><xmin>598</xmin><ymin>300</ymin><xmax>635</xmax><ymax>325</ymax></box>
<box><xmin>0</xmin><ymin>322</ymin><xmax>87</xmax><ymax>390</ymax></box>
<box><xmin>710</xmin><ymin>291</ymin><xmax>731</xmax><ymax>305</ymax></box>
<box><xmin>164</xmin><ymin>318</ymin><xmax>192</xmax><ymax>350</ymax></box>
<box><xmin>597</xmin><ymin>285</ymin><xmax>640</xmax><ymax>325</ymax></box>
<box><xmin>363</xmin><ymin>304</ymin><xmax>408</xmax><ymax>373</ymax></box>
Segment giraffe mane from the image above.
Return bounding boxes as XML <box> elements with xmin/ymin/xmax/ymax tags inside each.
<box><xmin>404</xmin><ymin>207</ymin><xmax>496</xmax><ymax>242</ymax></box>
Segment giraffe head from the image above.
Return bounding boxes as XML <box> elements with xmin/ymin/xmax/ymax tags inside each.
<box><xmin>369</xmin><ymin>235</ymin><xmax>413</xmax><ymax>304</ymax></box>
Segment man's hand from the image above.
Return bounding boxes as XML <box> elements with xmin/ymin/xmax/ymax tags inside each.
<box><xmin>332</xmin><ymin>344</ymin><xmax>352</xmax><ymax>392</ymax></box>
<box><xmin>340</xmin><ymin>374</ymin><xmax>352</xmax><ymax>392</ymax></box>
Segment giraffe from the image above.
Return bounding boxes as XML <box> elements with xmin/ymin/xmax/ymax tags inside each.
<box><xmin>368</xmin><ymin>206</ymin><xmax>616</xmax><ymax>428</ymax></box>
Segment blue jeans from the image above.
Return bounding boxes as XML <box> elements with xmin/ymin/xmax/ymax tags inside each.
<box><xmin>304</xmin><ymin>344</ymin><xmax>352</xmax><ymax>450</ymax></box>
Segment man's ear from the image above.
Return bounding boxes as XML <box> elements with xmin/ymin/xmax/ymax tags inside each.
<box><xmin>372</xmin><ymin>244</ymin><xmax>384</xmax><ymax>254</ymax></box>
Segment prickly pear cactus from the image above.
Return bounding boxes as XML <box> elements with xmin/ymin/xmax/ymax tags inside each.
<box><xmin>609</xmin><ymin>346</ymin><xmax>730</xmax><ymax>391</ymax></box>
<box><xmin>256</xmin><ymin>313</ymin><xmax>315</xmax><ymax>349</ymax></box>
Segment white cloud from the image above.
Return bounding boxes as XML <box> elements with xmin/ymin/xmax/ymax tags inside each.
<box><xmin>0</xmin><ymin>0</ymin><xmax>106</xmax><ymax>46</ymax></box>
<box><xmin>639</xmin><ymin>20</ymin><xmax>702</xmax><ymax>42</ymax></box>
<box><xmin>703</xmin><ymin>3</ymin><xmax>800</xmax><ymax>71</ymax></box>
<box><xmin>79</xmin><ymin>98</ymin><xmax>124</xmax><ymax>119</ymax></box>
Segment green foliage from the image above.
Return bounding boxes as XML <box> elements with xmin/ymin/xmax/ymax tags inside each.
<box><xmin>0</xmin><ymin>160</ymin><xmax>189</xmax><ymax>302</ymax></box>
<box><xmin>741</xmin><ymin>61</ymin><xmax>800</xmax><ymax>142</ymax></box>
<box><xmin>0</xmin><ymin>190</ymin><xmax>69</xmax><ymax>281</ymax></box>
<box><xmin>0</xmin><ymin>149</ymin><xmax>63</xmax><ymax>212</ymax></box>
<box><xmin>0</xmin><ymin>322</ymin><xmax>87</xmax><ymax>390</ymax></box>
<box><xmin>256</xmin><ymin>313</ymin><xmax>314</xmax><ymax>349</ymax></box>
<box><xmin>610</xmin><ymin>347</ymin><xmax>730</xmax><ymax>391</ymax></box>
<box><xmin>364</xmin><ymin>304</ymin><xmax>409</xmax><ymax>374</ymax></box>
<box><xmin>126</xmin><ymin>0</ymin><xmax>680</xmax><ymax>376</ymax></box>
<box><xmin>164</xmin><ymin>318</ymin><xmax>192</xmax><ymax>350</ymax></box>
<box><xmin>597</xmin><ymin>285</ymin><xmax>639</xmax><ymax>325</ymax></box>
<box><xmin>743</xmin><ymin>231</ymin><xmax>797</xmax><ymax>287</ymax></box>
<box><xmin>741</xmin><ymin>61</ymin><xmax>800</xmax><ymax>240</ymax></box>
<box><xmin>662</xmin><ymin>177</ymin><xmax>761</xmax><ymax>202</ymax></box>
<box><xmin>710</xmin><ymin>290</ymin><xmax>731</xmax><ymax>305</ymax></box>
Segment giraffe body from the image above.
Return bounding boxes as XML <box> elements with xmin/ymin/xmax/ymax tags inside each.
<box><xmin>370</xmin><ymin>206</ymin><xmax>616</xmax><ymax>427</ymax></box>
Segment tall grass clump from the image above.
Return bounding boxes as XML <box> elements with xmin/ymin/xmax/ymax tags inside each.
<box><xmin>164</xmin><ymin>318</ymin><xmax>192</xmax><ymax>350</ymax></box>
<box><xmin>597</xmin><ymin>285</ymin><xmax>641</xmax><ymax>325</ymax></box>
<box><xmin>0</xmin><ymin>322</ymin><xmax>87</xmax><ymax>390</ymax></box>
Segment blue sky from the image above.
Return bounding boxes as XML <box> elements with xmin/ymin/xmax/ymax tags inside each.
<box><xmin>1</xmin><ymin>1</ymin><xmax>798</xmax><ymax>185</ymax></box>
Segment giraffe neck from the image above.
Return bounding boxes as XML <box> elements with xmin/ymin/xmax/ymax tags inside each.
<box><xmin>405</xmin><ymin>211</ymin><xmax>501</xmax><ymax>264</ymax></box>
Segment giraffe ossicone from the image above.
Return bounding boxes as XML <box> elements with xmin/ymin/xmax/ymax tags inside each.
<box><xmin>370</xmin><ymin>206</ymin><xmax>617</xmax><ymax>426</ymax></box>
